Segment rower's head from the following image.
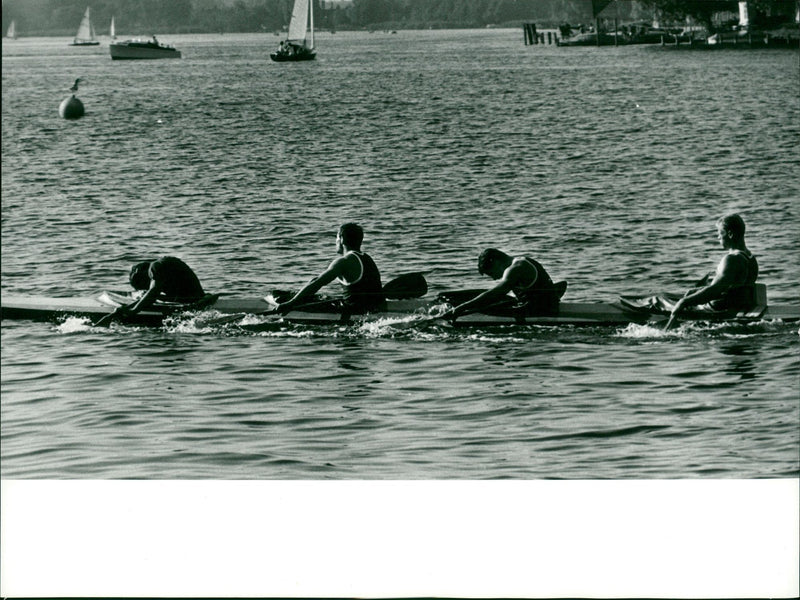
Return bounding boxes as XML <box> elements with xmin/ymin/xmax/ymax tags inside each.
<box><xmin>129</xmin><ymin>261</ymin><xmax>152</xmax><ymax>290</ymax></box>
<box><xmin>337</xmin><ymin>222</ymin><xmax>363</xmax><ymax>253</ymax></box>
<box><xmin>478</xmin><ymin>248</ymin><xmax>511</xmax><ymax>280</ymax></box>
<box><xmin>716</xmin><ymin>214</ymin><xmax>746</xmax><ymax>248</ymax></box>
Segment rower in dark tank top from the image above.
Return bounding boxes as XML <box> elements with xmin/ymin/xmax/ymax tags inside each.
<box><xmin>275</xmin><ymin>222</ymin><xmax>386</xmax><ymax>315</ymax></box>
<box><xmin>104</xmin><ymin>256</ymin><xmax>207</xmax><ymax>322</ymax></box>
<box><xmin>670</xmin><ymin>213</ymin><xmax>760</xmax><ymax>317</ymax></box>
<box><xmin>339</xmin><ymin>250</ymin><xmax>385</xmax><ymax>312</ymax></box>
<box><xmin>441</xmin><ymin>248</ymin><xmax>562</xmax><ymax>321</ymax></box>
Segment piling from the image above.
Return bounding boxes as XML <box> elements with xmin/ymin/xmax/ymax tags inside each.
<box><xmin>523</xmin><ymin>24</ymin><xmax>560</xmax><ymax>46</ymax></box>
<box><xmin>523</xmin><ymin>23</ymin><xmax>537</xmax><ymax>45</ymax></box>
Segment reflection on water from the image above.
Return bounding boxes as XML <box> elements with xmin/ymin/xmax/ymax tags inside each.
<box><xmin>718</xmin><ymin>341</ymin><xmax>758</xmax><ymax>380</ymax></box>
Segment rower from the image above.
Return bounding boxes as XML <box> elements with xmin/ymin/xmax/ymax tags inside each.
<box><xmin>441</xmin><ymin>248</ymin><xmax>564</xmax><ymax>321</ymax></box>
<box><xmin>669</xmin><ymin>213</ymin><xmax>759</xmax><ymax>318</ymax></box>
<box><xmin>275</xmin><ymin>223</ymin><xmax>386</xmax><ymax>315</ymax></box>
<box><xmin>111</xmin><ymin>256</ymin><xmax>207</xmax><ymax>319</ymax></box>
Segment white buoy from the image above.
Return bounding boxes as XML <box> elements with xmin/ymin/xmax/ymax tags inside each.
<box><xmin>59</xmin><ymin>95</ymin><xmax>84</xmax><ymax>119</ymax></box>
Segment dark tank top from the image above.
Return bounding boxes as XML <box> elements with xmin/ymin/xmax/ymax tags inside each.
<box><xmin>340</xmin><ymin>251</ymin><xmax>385</xmax><ymax>313</ymax></box>
<box><xmin>711</xmin><ymin>251</ymin><xmax>759</xmax><ymax>311</ymax></box>
<box><xmin>149</xmin><ymin>256</ymin><xmax>205</xmax><ymax>302</ymax></box>
<box><xmin>511</xmin><ymin>257</ymin><xmax>559</xmax><ymax>314</ymax></box>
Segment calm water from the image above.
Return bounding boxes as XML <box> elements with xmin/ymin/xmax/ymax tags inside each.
<box><xmin>2</xmin><ymin>31</ymin><xmax>799</xmax><ymax>479</ymax></box>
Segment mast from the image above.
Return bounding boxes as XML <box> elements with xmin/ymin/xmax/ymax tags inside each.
<box><xmin>309</xmin><ymin>0</ymin><xmax>314</xmax><ymax>49</ymax></box>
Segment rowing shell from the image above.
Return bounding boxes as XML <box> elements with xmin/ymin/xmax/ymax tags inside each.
<box><xmin>272</xmin><ymin>302</ymin><xmax>800</xmax><ymax>326</ymax></box>
<box><xmin>0</xmin><ymin>292</ymin><xmax>425</xmax><ymax>326</ymax></box>
<box><xmin>2</xmin><ymin>292</ymin><xmax>799</xmax><ymax>327</ymax></box>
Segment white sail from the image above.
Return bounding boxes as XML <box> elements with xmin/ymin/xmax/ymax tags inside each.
<box><xmin>74</xmin><ymin>7</ymin><xmax>96</xmax><ymax>43</ymax></box>
<box><xmin>6</xmin><ymin>20</ymin><xmax>16</xmax><ymax>39</ymax></box>
<box><xmin>287</xmin><ymin>0</ymin><xmax>311</xmax><ymax>46</ymax></box>
<box><xmin>110</xmin><ymin>16</ymin><xmax>115</xmax><ymax>39</ymax></box>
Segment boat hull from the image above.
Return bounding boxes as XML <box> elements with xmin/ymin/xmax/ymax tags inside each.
<box><xmin>110</xmin><ymin>43</ymin><xmax>181</xmax><ymax>60</ymax></box>
<box><xmin>557</xmin><ymin>32</ymin><xmax>625</xmax><ymax>46</ymax></box>
<box><xmin>270</xmin><ymin>51</ymin><xmax>315</xmax><ymax>62</ymax></box>
<box><xmin>1</xmin><ymin>293</ymin><xmax>268</xmax><ymax>325</ymax></box>
<box><xmin>3</xmin><ymin>293</ymin><xmax>799</xmax><ymax>327</ymax></box>
<box><xmin>70</xmin><ymin>41</ymin><xmax>100</xmax><ymax>46</ymax></box>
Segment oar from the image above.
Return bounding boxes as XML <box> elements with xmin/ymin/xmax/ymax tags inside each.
<box><xmin>663</xmin><ymin>290</ymin><xmax>691</xmax><ymax>332</ymax></box>
<box><xmin>381</xmin><ymin>271</ymin><xmax>427</xmax><ymax>299</ymax></box>
<box><xmin>395</xmin><ymin>296</ymin><xmax>521</xmax><ymax>329</ymax></box>
<box><xmin>93</xmin><ymin>307</ymin><xmax>126</xmax><ymax>328</ymax></box>
<box><xmin>417</xmin><ymin>282</ymin><xmax>567</xmax><ymax>327</ymax></box>
<box><xmin>663</xmin><ymin>274</ymin><xmax>712</xmax><ymax>332</ymax></box>
<box><xmin>208</xmin><ymin>272</ymin><xmax>428</xmax><ymax>326</ymax></box>
<box><xmin>662</xmin><ymin>312</ymin><xmax>679</xmax><ymax>332</ymax></box>
<box><xmin>93</xmin><ymin>293</ymin><xmax>220</xmax><ymax>328</ymax></box>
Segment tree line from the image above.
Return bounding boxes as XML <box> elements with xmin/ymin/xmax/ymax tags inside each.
<box><xmin>3</xmin><ymin>0</ymin><xmax>796</xmax><ymax>36</ymax></box>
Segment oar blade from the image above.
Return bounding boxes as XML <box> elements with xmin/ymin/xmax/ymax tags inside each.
<box><xmin>382</xmin><ymin>272</ymin><xmax>427</xmax><ymax>299</ymax></box>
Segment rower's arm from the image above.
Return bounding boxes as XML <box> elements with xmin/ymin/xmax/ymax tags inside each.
<box><xmin>676</xmin><ymin>255</ymin><xmax>741</xmax><ymax>309</ymax></box>
<box><xmin>450</xmin><ymin>280</ymin><xmax>513</xmax><ymax>318</ymax></box>
<box><xmin>692</xmin><ymin>272</ymin><xmax>712</xmax><ymax>289</ymax></box>
<box><xmin>278</xmin><ymin>258</ymin><xmax>344</xmax><ymax>312</ymax></box>
<box><xmin>121</xmin><ymin>280</ymin><xmax>163</xmax><ymax>315</ymax></box>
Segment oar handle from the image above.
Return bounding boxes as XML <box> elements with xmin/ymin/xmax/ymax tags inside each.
<box><xmin>664</xmin><ymin>289</ymin><xmax>692</xmax><ymax>332</ymax></box>
<box><xmin>662</xmin><ymin>313</ymin><xmax>679</xmax><ymax>332</ymax></box>
<box><xmin>93</xmin><ymin>306</ymin><xmax>128</xmax><ymax>327</ymax></box>
<box><xmin>93</xmin><ymin>313</ymin><xmax>116</xmax><ymax>327</ymax></box>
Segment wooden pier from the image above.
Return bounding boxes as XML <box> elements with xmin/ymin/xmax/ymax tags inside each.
<box><xmin>523</xmin><ymin>23</ymin><xmax>559</xmax><ymax>45</ymax></box>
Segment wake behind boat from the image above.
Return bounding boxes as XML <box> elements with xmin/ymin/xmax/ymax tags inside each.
<box><xmin>110</xmin><ymin>35</ymin><xmax>181</xmax><ymax>60</ymax></box>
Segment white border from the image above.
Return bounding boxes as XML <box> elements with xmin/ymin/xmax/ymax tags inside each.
<box><xmin>2</xmin><ymin>479</ymin><xmax>798</xmax><ymax>598</ymax></box>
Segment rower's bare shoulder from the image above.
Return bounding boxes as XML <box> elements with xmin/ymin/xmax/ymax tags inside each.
<box><xmin>721</xmin><ymin>252</ymin><xmax>750</xmax><ymax>268</ymax></box>
<box><xmin>508</xmin><ymin>258</ymin><xmax>535</xmax><ymax>278</ymax></box>
<box><xmin>716</xmin><ymin>252</ymin><xmax>749</xmax><ymax>280</ymax></box>
<box><xmin>334</xmin><ymin>253</ymin><xmax>361</xmax><ymax>279</ymax></box>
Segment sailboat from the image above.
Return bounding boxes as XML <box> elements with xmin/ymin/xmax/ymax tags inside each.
<box><xmin>270</xmin><ymin>0</ymin><xmax>315</xmax><ymax>61</ymax></box>
<box><xmin>109</xmin><ymin>16</ymin><xmax>116</xmax><ymax>40</ymax></box>
<box><xmin>70</xmin><ymin>7</ymin><xmax>99</xmax><ymax>46</ymax></box>
<box><xmin>5</xmin><ymin>20</ymin><xmax>17</xmax><ymax>39</ymax></box>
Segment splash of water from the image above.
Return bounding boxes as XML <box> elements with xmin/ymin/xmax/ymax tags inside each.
<box><xmin>56</xmin><ymin>316</ymin><xmax>95</xmax><ymax>333</ymax></box>
<box><xmin>616</xmin><ymin>322</ymin><xmax>686</xmax><ymax>339</ymax></box>
<box><xmin>253</xmin><ymin>329</ymin><xmax>319</xmax><ymax>338</ymax></box>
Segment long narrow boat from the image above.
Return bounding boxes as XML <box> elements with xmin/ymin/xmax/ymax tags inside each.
<box><xmin>1</xmin><ymin>292</ymin><xmax>266</xmax><ymax>326</ymax></box>
<box><xmin>272</xmin><ymin>301</ymin><xmax>800</xmax><ymax>326</ymax></box>
<box><xmin>2</xmin><ymin>291</ymin><xmax>799</xmax><ymax>327</ymax></box>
